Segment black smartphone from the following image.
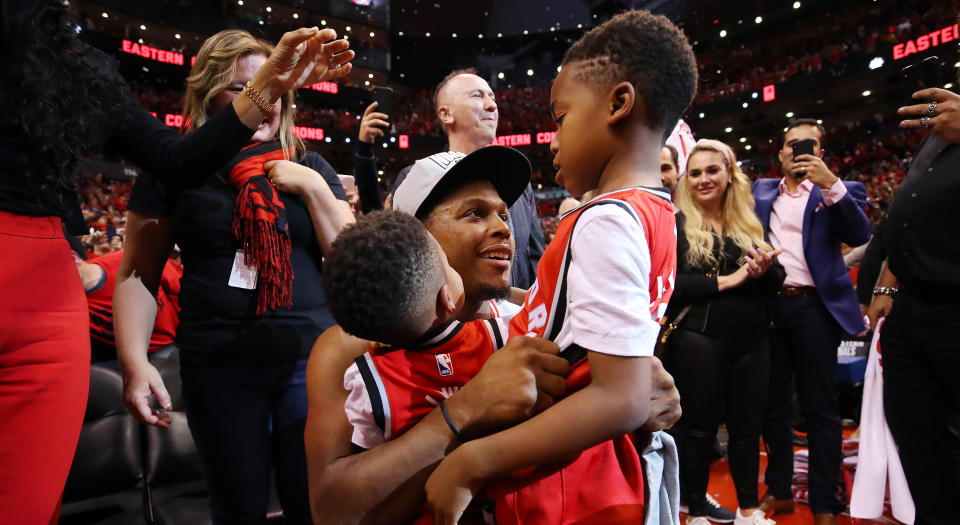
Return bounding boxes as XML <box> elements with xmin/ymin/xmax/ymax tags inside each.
<box><xmin>901</xmin><ymin>56</ymin><xmax>941</xmax><ymax>104</ymax></box>
<box><xmin>370</xmin><ymin>86</ymin><xmax>394</xmax><ymax>119</ymax></box>
<box><xmin>792</xmin><ymin>138</ymin><xmax>816</xmax><ymax>160</ymax></box>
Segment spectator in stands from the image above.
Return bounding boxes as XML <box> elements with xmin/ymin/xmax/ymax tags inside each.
<box><xmin>870</xmin><ymin>83</ymin><xmax>960</xmax><ymax>525</ymax></box>
<box><xmin>754</xmin><ymin>119</ymin><xmax>871</xmax><ymax>525</ymax></box>
<box><xmin>666</xmin><ymin>139</ymin><xmax>784</xmax><ymax>525</ymax></box>
<box><xmin>359</xmin><ymin>68</ymin><xmax>546</xmax><ymax>289</ymax></box>
<box><xmin>661</xmin><ymin>143</ymin><xmax>681</xmax><ymax>191</ymax></box>
<box><xmin>0</xmin><ymin>0</ymin><xmax>352</xmax><ymax>520</ymax></box>
<box><xmin>114</xmin><ymin>29</ymin><xmax>355</xmax><ymax>524</ymax></box>
<box><xmin>354</xmin><ymin>101</ymin><xmax>390</xmax><ymax>213</ymax></box>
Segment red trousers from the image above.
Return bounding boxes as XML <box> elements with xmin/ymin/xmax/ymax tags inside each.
<box><xmin>0</xmin><ymin>210</ymin><xmax>90</xmax><ymax>524</ymax></box>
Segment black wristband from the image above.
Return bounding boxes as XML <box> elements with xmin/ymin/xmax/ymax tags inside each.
<box><xmin>439</xmin><ymin>399</ymin><xmax>464</xmax><ymax>440</ymax></box>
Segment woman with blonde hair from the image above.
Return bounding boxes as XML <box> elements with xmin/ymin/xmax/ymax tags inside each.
<box><xmin>665</xmin><ymin>139</ymin><xmax>785</xmax><ymax>525</ymax></box>
<box><xmin>115</xmin><ymin>29</ymin><xmax>355</xmax><ymax>523</ymax></box>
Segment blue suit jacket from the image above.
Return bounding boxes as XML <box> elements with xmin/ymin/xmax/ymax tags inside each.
<box><xmin>752</xmin><ymin>178</ymin><xmax>872</xmax><ymax>335</ymax></box>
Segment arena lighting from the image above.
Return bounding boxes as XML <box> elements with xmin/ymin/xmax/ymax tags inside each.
<box><xmin>398</xmin><ymin>31</ymin><xmax>403</xmax><ymax>36</ymax></box>
<box><xmin>140</xmin><ymin>24</ymin><xmax>146</xmax><ymax>30</ymax></box>
<box><xmin>122</xmin><ymin>40</ymin><xmax>185</xmax><ymax>65</ymax></box>
<box><xmin>755</xmin><ymin>16</ymin><xmax>763</xmax><ymax>24</ymax></box>
<box><xmin>390</xmin><ymin>136</ymin><xmax>396</xmax><ymax>142</ymax></box>
<box><xmin>786</xmin><ymin>111</ymin><xmax>795</xmax><ymax>118</ymax></box>
<box><xmin>862</xmin><ymin>90</ymin><xmax>871</xmax><ymax>96</ymax></box>
<box><xmin>478</xmin><ymin>34</ymin><xmax>483</xmax><ymax>38</ymax></box>
<box><xmin>175</xmin><ymin>33</ymin><xmax>180</xmax><ymax>39</ymax></box>
<box><xmin>577</xmin><ymin>24</ymin><xmax>583</xmax><ymax>28</ymax></box>
<box><xmin>763</xmin><ymin>84</ymin><xmax>776</xmax><ymax>102</ymax></box>
<box><xmin>498</xmin><ymin>72</ymin><xmax>505</xmax><ymax>79</ymax></box>
<box><xmin>869</xmin><ymin>57</ymin><xmax>885</xmax><ymax>70</ymax></box>
<box><xmin>817</xmin><ymin>119</ymin><xmax>823</xmax><ymax>124</ymax></box>
<box><xmin>793</xmin><ymin>1</ymin><xmax>801</xmax><ymax>8</ymax></box>
<box><xmin>946</xmin><ymin>83</ymin><xmax>955</xmax><ymax>89</ymax></box>
<box><xmin>742</xmin><ymin>102</ymin><xmax>749</xmax><ymax>108</ymax></box>
<box><xmin>556</xmin><ymin>65</ymin><xmax>562</xmax><ymax>72</ymax></box>
<box><xmin>550</xmin><ymin>27</ymin><xmax>556</xmax><ymax>32</ymax></box>
<box><xmin>266</xmin><ymin>6</ymin><xmax>271</xmax><ymax>12</ymax></box>
<box><xmin>699</xmin><ymin>112</ymin><xmax>705</xmax><ymax>118</ymax></box>
<box><xmin>101</xmin><ymin>12</ymin><xmax>107</xmax><ymax>18</ymax></box>
<box><xmin>739</xmin><ymin>137</ymin><xmax>747</xmax><ymax>142</ymax></box>
<box><xmin>724</xmin><ymin>127</ymin><xmax>733</xmax><ymax>132</ymax></box>
<box><xmin>364</xmin><ymin>80</ymin><xmax>370</xmax><ymax>85</ymax></box>
<box><xmin>523</xmin><ymin>30</ymin><xmax>529</xmax><ymax>35</ymax></box>
<box><xmin>368</xmin><ymin>73</ymin><xmax>374</xmax><ymax>78</ymax></box>
<box><xmin>955</xmin><ymin>62</ymin><xmax>960</xmax><ymax>68</ymax></box>
<box><xmin>720</xmin><ymin>29</ymin><xmax>727</xmax><ymax>37</ymax></box>
<box><xmin>345</xmin><ymin>138</ymin><xmax>351</xmax><ymax>143</ymax></box>
<box><xmin>527</xmin><ymin>69</ymin><xmax>534</xmax><ymax>76</ymax></box>
<box><xmin>751</xmin><ymin>92</ymin><xmax>758</xmax><ymax>99</ymax></box>
<box><xmin>425</xmin><ymin>32</ymin><xmax>431</xmax><ymax>37</ymax></box>
<box><xmin>346</xmin><ymin>26</ymin><xmax>351</xmax><ymax>32</ymax></box>
<box><xmin>893</xmin><ymin>24</ymin><xmax>959</xmax><ymax>60</ymax></box>
<box><xmin>399</xmin><ymin>135</ymin><xmax>409</xmax><ymax>149</ymax></box>
<box><xmin>382</xmin><ymin>143</ymin><xmax>388</xmax><ymax>148</ymax></box>
<box><xmin>293</xmin><ymin>13</ymin><xmax>298</xmax><ymax>19</ymax></box>
<box><xmin>324</xmin><ymin>137</ymin><xmax>331</xmax><ymax>143</ymax></box>
<box><xmin>498</xmin><ymin>33</ymin><xmax>503</xmax><ymax>37</ymax></box>
<box><xmin>378</xmin><ymin>170</ymin><xmax>384</xmax><ymax>175</ymax></box>
<box><xmin>745</xmin><ymin>145</ymin><xmax>752</xmax><ymax>150</ymax></box>
<box><xmin>237</xmin><ymin>0</ymin><xmax>242</xmax><ymax>4</ymax></box>
<box><xmin>452</xmin><ymin>33</ymin><xmax>457</xmax><ymax>38</ymax></box>
<box><xmin>321</xmin><ymin>20</ymin><xmax>326</xmax><ymax>25</ymax></box>
<box><xmin>369</xmin><ymin>32</ymin><xmax>375</xmax><ymax>38</ymax></box>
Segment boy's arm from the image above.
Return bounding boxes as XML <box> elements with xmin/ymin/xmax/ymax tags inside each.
<box><xmin>426</xmin><ymin>352</ymin><xmax>651</xmax><ymax>525</ymax></box>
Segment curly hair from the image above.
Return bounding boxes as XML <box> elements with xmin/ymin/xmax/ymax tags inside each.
<box><xmin>324</xmin><ymin>211</ymin><xmax>445</xmax><ymax>344</ymax></box>
<box><xmin>562</xmin><ymin>10</ymin><xmax>697</xmax><ymax>141</ymax></box>
<box><xmin>184</xmin><ymin>29</ymin><xmax>304</xmax><ymax>160</ymax></box>
<box><xmin>0</xmin><ymin>0</ymin><xmax>119</xmax><ymax>214</ymax></box>
<box><xmin>674</xmin><ymin>139</ymin><xmax>771</xmax><ymax>270</ymax></box>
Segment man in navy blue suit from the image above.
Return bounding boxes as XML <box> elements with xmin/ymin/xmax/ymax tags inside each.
<box><xmin>753</xmin><ymin>119</ymin><xmax>871</xmax><ymax>525</ymax></box>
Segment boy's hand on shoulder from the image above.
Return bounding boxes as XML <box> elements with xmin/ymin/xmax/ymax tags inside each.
<box><xmin>426</xmin><ymin>445</ymin><xmax>484</xmax><ymax>525</ymax></box>
<box><xmin>639</xmin><ymin>356</ymin><xmax>680</xmax><ymax>432</ymax></box>
<box><xmin>446</xmin><ymin>336</ymin><xmax>569</xmax><ymax>439</ymax></box>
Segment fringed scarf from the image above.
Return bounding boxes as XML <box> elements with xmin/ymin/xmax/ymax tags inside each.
<box><xmin>224</xmin><ymin>140</ymin><xmax>295</xmax><ymax>314</ymax></box>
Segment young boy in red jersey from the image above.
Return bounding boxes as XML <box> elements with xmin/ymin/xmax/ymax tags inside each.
<box><xmin>424</xmin><ymin>10</ymin><xmax>698</xmax><ymax>524</ymax></box>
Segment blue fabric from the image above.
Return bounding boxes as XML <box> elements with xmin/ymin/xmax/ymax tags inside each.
<box><xmin>180</xmin><ymin>354</ymin><xmax>311</xmax><ymax>525</ymax></box>
<box><xmin>642</xmin><ymin>431</ymin><xmax>681</xmax><ymax>525</ymax></box>
<box><xmin>752</xmin><ymin>178</ymin><xmax>872</xmax><ymax>335</ymax></box>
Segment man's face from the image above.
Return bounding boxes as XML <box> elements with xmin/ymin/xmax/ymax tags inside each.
<box><xmin>437</xmin><ymin>74</ymin><xmax>499</xmax><ymax>148</ymax></box>
<box><xmin>549</xmin><ymin>64</ymin><xmax>610</xmax><ymax>197</ymax></box>
<box><xmin>779</xmin><ymin>125</ymin><xmax>823</xmax><ymax>177</ymax></box>
<box><xmin>660</xmin><ymin>147</ymin><xmax>679</xmax><ymax>190</ymax></box>
<box><xmin>424</xmin><ymin>180</ymin><xmax>514</xmax><ymax>302</ymax></box>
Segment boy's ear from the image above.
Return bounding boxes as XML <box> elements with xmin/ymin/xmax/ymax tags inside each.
<box><xmin>436</xmin><ymin>283</ymin><xmax>458</xmax><ymax>319</ymax></box>
<box><xmin>608</xmin><ymin>81</ymin><xmax>636</xmax><ymax>125</ymax></box>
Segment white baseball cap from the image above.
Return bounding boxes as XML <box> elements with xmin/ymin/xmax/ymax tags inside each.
<box><xmin>393</xmin><ymin>146</ymin><xmax>531</xmax><ymax>217</ymax></box>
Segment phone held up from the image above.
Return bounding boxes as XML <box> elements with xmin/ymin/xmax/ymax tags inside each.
<box><xmin>370</xmin><ymin>86</ymin><xmax>394</xmax><ymax>122</ymax></box>
<box><xmin>901</xmin><ymin>55</ymin><xmax>941</xmax><ymax>105</ymax></box>
<box><xmin>791</xmin><ymin>137</ymin><xmax>817</xmax><ymax>178</ymax></box>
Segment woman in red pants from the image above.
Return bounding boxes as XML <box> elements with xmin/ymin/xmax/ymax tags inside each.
<box><xmin>0</xmin><ymin>2</ymin><xmax>352</xmax><ymax>522</ymax></box>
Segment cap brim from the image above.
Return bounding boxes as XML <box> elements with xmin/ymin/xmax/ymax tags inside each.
<box><xmin>418</xmin><ymin>146</ymin><xmax>531</xmax><ymax>215</ymax></box>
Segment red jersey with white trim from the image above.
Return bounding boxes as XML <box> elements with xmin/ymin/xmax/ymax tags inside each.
<box><xmin>486</xmin><ymin>187</ymin><xmax>676</xmax><ymax>525</ymax></box>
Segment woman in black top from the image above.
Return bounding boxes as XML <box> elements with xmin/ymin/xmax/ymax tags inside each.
<box><xmin>0</xmin><ymin>2</ymin><xmax>352</xmax><ymax>522</ymax></box>
<box><xmin>665</xmin><ymin>139</ymin><xmax>784</xmax><ymax>525</ymax></box>
<box><xmin>115</xmin><ymin>30</ymin><xmax>354</xmax><ymax>524</ymax></box>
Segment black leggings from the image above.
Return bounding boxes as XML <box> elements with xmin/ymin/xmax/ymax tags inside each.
<box><xmin>667</xmin><ymin>327</ymin><xmax>770</xmax><ymax>516</ymax></box>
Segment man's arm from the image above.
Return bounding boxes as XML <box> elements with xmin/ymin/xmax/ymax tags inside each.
<box><xmin>828</xmin><ymin>182</ymin><xmax>872</xmax><ymax>247</ymax></box>
<box><xmin>866</xmin><ymin>261</ymin><xmax>898</xmax><ymax>332</ymax></box>
<box><xmin>305</xmin><ymin>329</ymin><xmax>569</xmax><ymax>525</ymax></box>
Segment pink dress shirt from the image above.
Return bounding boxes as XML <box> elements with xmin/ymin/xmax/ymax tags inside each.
<box><xmin>769</xmin><ymin>178</ymin><xmax>848</xmax><ymax>287</ymax></box>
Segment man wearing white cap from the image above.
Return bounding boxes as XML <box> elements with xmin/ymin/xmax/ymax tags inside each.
<box><xmin>305</xmin><ymin>146</ymin><xmax>683</xmax><ymax>523</ymax></box>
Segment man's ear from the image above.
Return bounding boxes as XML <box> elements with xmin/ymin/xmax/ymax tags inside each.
<box><xmin>437</xmin><ymin>104</ymin><xmax>454</xmax><ymax>127</ymax></box>
<box><xmin>608</xmin><ymin>81</ymin><xmax>636</xmax><ymax>125</ymax></box>
<box><xmin>817</xmin><ymin>148</ymin><xmax>825</xmax><ymax>159</ymax></box>
<box><xmin>436</xmin><ymin>283</ymin><xmax>457</xmax><ymax>319</ymax></box>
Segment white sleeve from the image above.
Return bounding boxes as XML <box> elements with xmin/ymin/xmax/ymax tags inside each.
<box><xmin>343</xmin><ymin>362</ymin><xmax>386</xmax><ymax>449</ymax></box>
<box><xmin>491</xmin><ymin>298</ymin><xmax>523</xmax><ymax>322</ymax></box>
<box><xmin>564</xmin><ymin>205</ymin><xmax>659</xmax><ymax>357</ymax></box>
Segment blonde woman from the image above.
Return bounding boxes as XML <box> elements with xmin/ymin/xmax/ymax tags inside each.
<box><xmin>666</xmin><ymin>139</ymin><xmax>784</xmax><ymax>525</ymax></box>
<box><xmin>115</xmin><ymin>30</ymin><xmax>354</xmax><ymax>523</ymax></box>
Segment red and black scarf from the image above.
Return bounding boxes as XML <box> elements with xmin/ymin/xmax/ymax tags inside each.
<box><xmin>224</xmin><ymin>140</ymin><xmax>295</xmax><ymax>314</ymax></box>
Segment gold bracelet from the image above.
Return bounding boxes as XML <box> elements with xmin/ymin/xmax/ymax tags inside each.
<box><xmin>241</xmin><ymin>80</ymin><xmax>274</xmax><ymax>115</ymax></box>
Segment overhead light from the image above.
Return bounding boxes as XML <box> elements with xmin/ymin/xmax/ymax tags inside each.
<box><xmin>346</xmin><ymin>26</ymin><xmax>351</xmax><ymax>31</ymax></box>
<box><xmin>291</xmin><ymin>104</ymin><xmax>296</xmax><ymax>109</ymax></box>
<box><xmin>175</xmin><ymin>33</ymin><xmax>181</xmax><ymax>39</ymax></box>
<box><xmin>390</xmin><ymin>137</ymin><xmax>396</xmax><ymax>143</ymax></box>
<box><xmin>527</xmin><ymin>69</ymin><xmax>534</xmax><ymax>76</ymax></box>
<box><xmin>324</xmin><ymin>137</ymin><xmax>331</xmax><ymax>143</ymax></box>
<box><xmin>577</xmin><ymin>23</ymin><xmax>583</xmax><ymax>28</ymax></box>
<box><xmin>364</xmin><ymin>80</ymin><xmax>370</xmax><ymax>86</ymax></box>
<box><xmin>745</xmin><ymin>145</ymin><xmax>752</xmax><ymax>150</ymax></box>
<box><xmin>793</xmin><ymin>1</ymin><xmax>801</xmax><ymax>8</ymax></box>
<box><xmin>101</xmin><ymin>12</ymin><xmax>108</xmax><ymax>18</ymax></box>
<box><xmin>737</xmin><ymin>160</ymin><xmax>743</xmax><ymax>166</ymax></box>
<box><xmin>382</xmin><ymin>143</ymin><xmax>388</xmax><ymax>148</ymax></box>
<box><xmin>293</xmin><ymin>13</ymin><xmax>298</xmax><ymax>19</ymax></box>
<box><xmin>452</xmin><ymin>33</ymin><xmax>457</xmax><ymax>38</ymax></box>
<box><xmin>786</xmin><ymin>111</ymin><xmax>794</xmax><ymax>118</ymax></box>
<box><xmin>550</xmin><ymin>27</ymin><xmax>556</xmax><ymax>32</ymax></box>
<box><xmin>783</xmin><ymin>127</ymin><xmax>788</xmax><ymax>132</ymax></box>
<box><xmin>755</xmin><ymin>16</ymin><xmax>763</xmax><ymax>24</ymax></box>
<box><xmin>742</xmin><ymin>102</ymin><xmax>749</xmax><ymax>108</ymax></box>
<box><xmin>345</xmin><ymin>138</ymin><xmax>351</xmax><ymax>143</ymax></box>
<box><xmin>720</xmin><ymin>29</ymin><xmax>727</xmax><ymax>37</ymax></box>
<box><xmin>556</xmin><ymin>65</ymin><xmax>562</xmax><ymax>72</ymax></box>
<box><xmin>138</xmin><ymin>38</ymin><xmax>143</xmax><ymax>44</ymax></box>
<box><xmin>425</xmin><ymin>32</ymin><xmax>431</xmax><ymax>37</ymax></box>
<box><xmin>699</xmin><ymin>112</ymin><xmax>705</xmax><ymax>118</ymax></box>
<box><xmin>724</xmin><ymin>127</ymin><xmax>733</xmax><ymax>132</ymax></box>
<box><xmin>751</xmin><ymin>92</ymin><xmax>758</xmax><ymax>99</ymax></box>
<box><xmin>320</xmin><ymin>19</ymin><xmax>326</xmax><ymax>25</ymax></box>
<box><xmin>140</xmin><ymin>24</ymin><xmax>146</xmax><ymax>30</ymax></box>
<box><xmin>862</xmin><ymin>90</ymin><xmax>871</xmax><ymax>96</ymax></box>
<box><xmin>497</xmin><ymin>33</ymin><xmax>503</xmax><ymax>37</ymax></box>
<box><xmin>816</xmin><ymin>119</ymin><xmax>823</xmax><ymax>124</ymax></box>
<box><xmin>378</xmin><ymin>170</ymin><xmax>385</xmax><ymax>174</ymax></box>
<box><xmin>739</xmin><ymin>137</ymin><xmax>747</xmax><ymax>143</ymax></box>
<box><xmin>266</xmin><ymin>6</ymin><xmax>271</xmax><ymax>12</ymax></box>
<box><xmin>368</xmin><ymin>73</ymin><xmax>374</xmax><ymax>78</ymax></box>
<box><xmin>237</xmin><ymin>0</ymin><xmax>243</xmax><ymax>4</ymax></box>
<box><xmin>523</xmin><ymin>30</ymin><xmax>529</xmax><ymax>35</ymax></box>
<box><xmin>398</xmin><ymin>31</ymin><xmax>403</xmax><ymax>36</ymax></box>
<box><xmin>868</xmin><ymin>57</ymin><xmax>884</xmax><ymax>70</ymax></box>
<box><xmin>946</xmin><ymin>83</ymin><xmax>955</xmax><ymax>89</ymax></box>
<box><xmin>370</xmin><ymin>32</ymin><xmax>375</xmax><ymax>37</ymax></box>
<box><xmin>497</xmin><ymin>72</ymin><xmax>504</xmax><ymax>79</ymax></box>
<box><xmin>478</xmin><ymin>34</ymin><xmax>483</xmax><ymax>38</ymax></box>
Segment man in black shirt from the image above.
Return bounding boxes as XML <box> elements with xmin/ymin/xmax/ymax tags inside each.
<box><xmin>871</xmin><ymin>83</ymin><xmax>960</xmax><ymax>525</ymax></box>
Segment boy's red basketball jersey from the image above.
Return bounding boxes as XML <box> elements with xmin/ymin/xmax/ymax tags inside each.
<box><xmin>488</xmin><ymin>187</ymin><xmax>676</xmax><ymax>525</ymax></box>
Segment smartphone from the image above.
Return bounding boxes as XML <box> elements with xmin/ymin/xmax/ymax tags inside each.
<box><xmin>792</xmin><ymin>138</ymin><xmax>816</xmax><ymax>159</ymax></box>
<box><xmin>370</xmin><ymin>86</ymin><xmax>394</xmax><ymax>120</ymax></box>
<box><xmin>337</xmin><ymin>174</ymin><xmax>356</xmax><ymax>194</ymax></box>
<box><xmin>901</xmin><ymin>56</ymin><xmax>941</xmax><ymax>104</ymax></box>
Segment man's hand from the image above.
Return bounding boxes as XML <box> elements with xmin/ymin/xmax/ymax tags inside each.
<box><xmin>425</xmin><ymin>446</ymin><xmax>484</xmax><ymax>525</ymax></box>
<box><xmin>867</xmin><ymin>294</ymin><xmax>893</xmax><ymax>332</ymax></box>
<box><xmin>443</xmin><ymin>336</ymin><xmax>569</xmax><ymax>439</ymax></box>
<box><xmin>792</xmin><ymin>154</ymin><xmax>839</xmax><ymax>190</ymax></box>
<box><xmin>359</xmin><ymin>102</ymin><xmax>390</xmax><ymax>144</ymax></box>
<box><xmin>639</xmin><ymin>356</ymin><xmax>680</xmax><ymax>432</ymax></box>
<box><xmin>899</xmin><ymin>88</ymin><xmax>960</xmax><ymax>144</ymax></box>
